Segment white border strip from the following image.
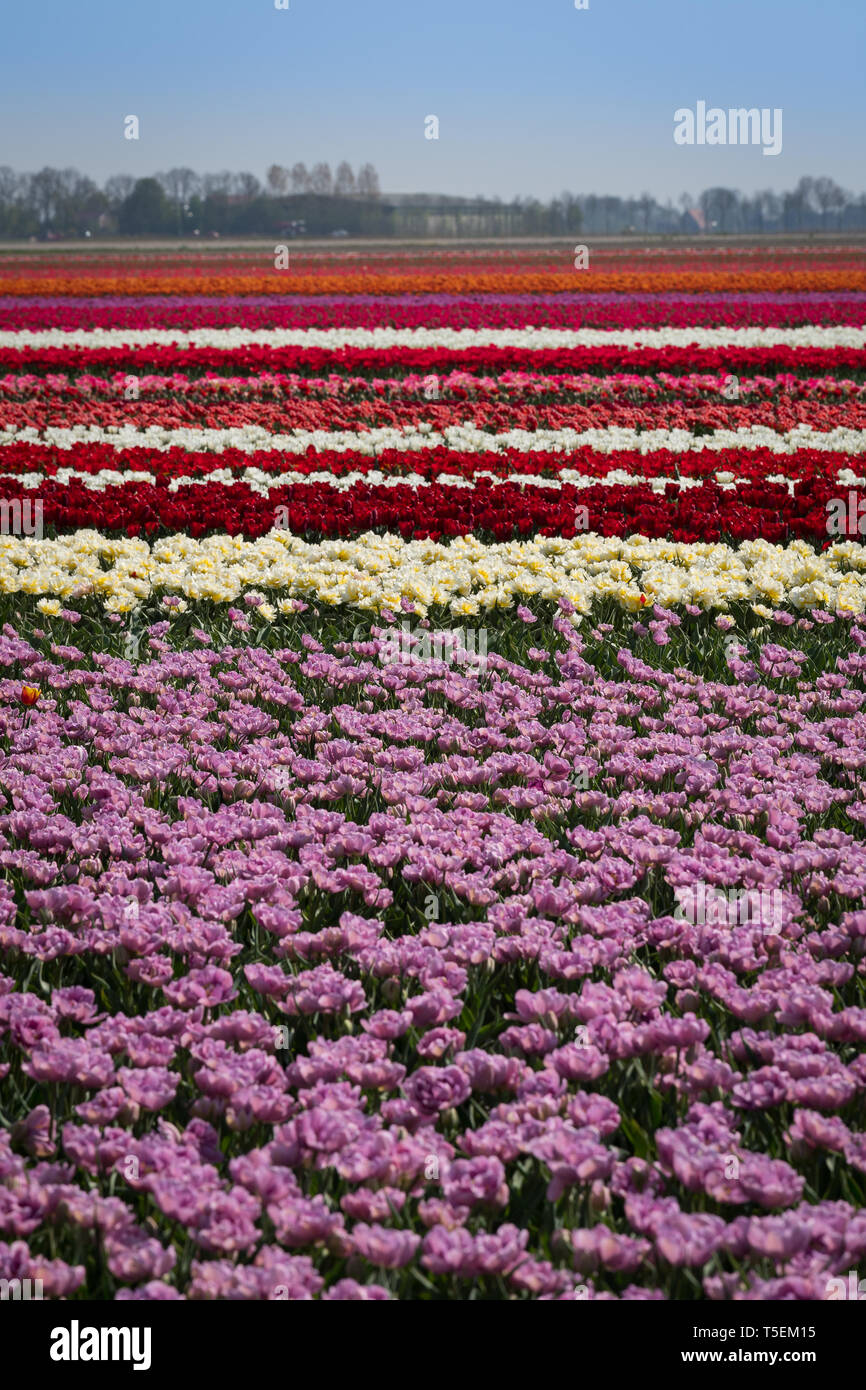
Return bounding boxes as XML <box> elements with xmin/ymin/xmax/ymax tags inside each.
<box><xmin>2</xmin><ymin>424</ymin><xmax>863</xmax><ymax>455</ymax></box>
<box><xmin>0</xmin><ymin>327</ymin><xmax>864</xmax><ymax>351</ymax></box>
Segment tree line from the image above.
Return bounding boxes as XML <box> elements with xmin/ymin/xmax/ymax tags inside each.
<box><xmin>0</xmin><ymin>165</ymin><xmax>863</xmax><ymax>239</ymax></box>
<box><xmin>0</xmin><ymin>162</ymin><xmax>383</xmax><ymax>239</ymax></box>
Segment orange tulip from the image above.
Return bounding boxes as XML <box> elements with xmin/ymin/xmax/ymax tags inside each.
<box><xmin>21</xmin><ymin>685</ymin><xmax>40</xmax><ymax>706</ymax></box>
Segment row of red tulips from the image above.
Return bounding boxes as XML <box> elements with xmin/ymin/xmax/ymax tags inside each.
<box><xmin>0</xmin><ymin>442</ymin><xmax>857</xmax><ymax>483</ymax></box>
<box><xmin>3</xmin><ymin>346</ymin><xmax>862</xmax><ymax>377</ymax></box>
<box><xmin>2</xmin><ymin>296</ymin><xmax>865</xmax><ymax>331</ymax></box>
<box><xmin>0</xmin><ymin>473</ymin><xmax>860</xmax><ymax>544</ymax></box>
<box><xmin>3</xmin><ymin>400</ymin><xmax>863</xmax><ymax>433</ymax></box>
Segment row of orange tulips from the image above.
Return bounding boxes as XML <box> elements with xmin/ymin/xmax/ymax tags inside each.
<box><xmin>4</xmin><ymin>269</ymin><xmax>866</xmax><ymax>296</ymax></box>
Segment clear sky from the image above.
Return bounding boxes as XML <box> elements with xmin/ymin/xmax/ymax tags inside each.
<box><xmin>2</xmin><ymin>0</ymin><xmax>863</xmax><ymax>201</ymax></box>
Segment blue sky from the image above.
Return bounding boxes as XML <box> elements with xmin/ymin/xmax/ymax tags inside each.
<box><xmin>2</xmin><ymin>0</ymin><xmax>864</xmax><ymax>199</ymax></box>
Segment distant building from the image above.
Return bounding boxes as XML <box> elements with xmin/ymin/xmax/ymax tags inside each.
<box><xmin>681</xmin><ymin>207</ymin><xmax>706</xmax><ymax>234</ymax></box>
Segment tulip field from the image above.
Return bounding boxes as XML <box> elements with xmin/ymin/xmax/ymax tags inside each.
<box><xmin>2</xmin><ymin>242</ymin><xmax>866</xmax><ymax>1303</ymax></box>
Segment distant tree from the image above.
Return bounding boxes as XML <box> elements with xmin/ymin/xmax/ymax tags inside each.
<box><xmin>56</xmin><ymin>174</ymin><xmax>106</xmax><ymax>233</ymax></box>
<box><xmin>0</xmin><ymin>166</ymin><xmax>20</xmax><ymax>201</ymax></box>
<box><xmin>637</xmin><ymin>191</ymin><xmax>654</xmax><ymax>233</ymax></box>
<box><xmin>748</xmin><ymin>188</ymin><xmax>781</xmax><ymax>232</ymax></box>
<box><xmin>759</xmin><ymin>189</ymin><xmax>782</xmax><ymax>227</ymax></box>
<box><xmin>202</xmin><ymin>171</ymin><xmax>233</xmax><ymax>197</ymax></box>
<box><xmin>797</xmin><ymin>175</ymin><xmax>818</xmax><ymax>215</ymax></box>
<box><xmin>161</xmin><ymin>167</ymin><xmax>200</xmax><ymax>204</ymax></box>
<box><xmin>814</xmin><ymin>176</ymin><xmax>847</xmax><ymax>230</ymax></box>
<box><xmin>232</xmin><ymin>171</ymin><xmax>261</xmax><ymax>201</ymax></box>
<box><xmin>557</xmin><ymin>190</ymin><xmax>581</xmax><ymax>232</ymax></box>
<box><xmin>56</xmin><ymin>167</ymin><xmax>82</xmax><ymax>201</ymax></box>
<box><xmin>334</xmin><ymin>161</ymin><xmax>355</xmax><ymax>197</ymax></box>
<box><xmin>267</xmin><ymin>164</ymin><xmax>289</xmax><ymax>195</ymax></box>
<box><xmin>785</xmin><ymin>176</ymin><xmax>817</xmax><ymax>230</ymax></box>
<box><xmin>290</xmin><ymin>162</ymin><xmax>310</xmax><ymax>193</ymax></box>
<box><xmin>104</xmin><ymin>174</ymin><xmax>135</xmax><ymax>207</ymax></box>
<box><xmin>119</xmin><ymin>178</ymin><xmax>171</xmax><ymax>234</ymax></box>
<box><xmin>356</xmin><ymin>163</ymin><xmax>380</xmax><ymax>199</ymax></box>
<box><xmin>156</xmin><ymin>169</ymin><xmax>200</xmax><ymax>233</ymax></box>
<box><xmin>309</xmin><ymin>162</ymin><xmax>333</xmax><ymax>196</ymax></box>
<box><xmin>700</xmin><ymin>186</ymin><xmax>738</xmax><ymax>233</ymax></box>
<box><xmin>0</xmin><ymin>166</ymin><xmax>29</xmax><ymax>234</ymax></box>
<box><xmin>29</xmin><ymin>168</ymin><xmax>63</xmax><ymax>227</ymax></box>
<box><xmin>598</xmin><ymin>196</ymin><xmax>622</xmax><ymax>234</ymax></box>
<box><xmin>781</xmin><ymin>179</ymin><xmax>812</xmax><ymax>231</ymax></box>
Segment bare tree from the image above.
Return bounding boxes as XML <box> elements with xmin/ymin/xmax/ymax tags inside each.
<box><xmin>0</xmin><ymin>166</ymin><xmax>25</xmax><ymax>212</ymax></box>
<box><xmin>266</xmin><ymin>164</ymin><xmax>289</xmax><ymax>196</ymax></box>
<box><xmin>334</xmin><ymin>161</ymin><xmax>355</xmax><ymax>198</ymax></box>
<box><xmin>290</xmin><ymin>162</ymin><xmax>310</xmax><ymax>193</ymax></box>
<box><xmin>104</xmin><ymin>174</ymin><xmax>135</xmax><ymax>207</ymax></box>
<box><xmin>700</xmin><ymin>186</ymin><xmax>738</xmax><ymax>233</ymax></box>
<box><xmin>782</xmin><ymin>188</ymin><xmax>803</xmax><ymax>232</ymax></box>
<box><xmin>751</xmin><ymin>189</ymin><xmax>779</xmax><ymax>231</ymax></box>
<box><xmin>814</xmin><ymin>176</ymin><xmax>847</xmax><ymax>230</ymax></box>
<box><xmin>637</xmin><ymin>191</ymin><xmax>654</xmax><ymax>233</ymax></box>
<box><xmin>57</xmin><ymin>168</ymin><xmax>81</xmax><ymax>201</ymax></box>
<box><xmin>356</xmin><ymin>163</ymin><xmax>380</xmax><ymax>199</ymax></box>
<box><xmin>598</xmin><ymin>195</ymin><xmax>622</xmax><ymax>234</ymax></box>
<box><xmin>179</xmin><ymin>168</ymin><xmax>200</xmax><ymax>202</ymax></box>
<box><xmin>29</xmin><ymin>168</ymin><xmax>63</xmax><ymax>226</ymax></box>
<box><xmin>232</xmin><ymin>172</ymin><xmax>261</xmax><ymax>201</ymax></box>
<box><xmin>309</xmin><ymin>162</ymin><xmax>333</xmax><ymax>196</ymax></box>
<box><xmin>202</xmin><ymin>171</ymin><xmax>233</xmax><ymax>197</ymax></box>
<box><xmin>795</xmin><ymin>176</ymin><xmax>818</xmax><ymax>229</ymax></box>
<box><xmin>160</xmin><ymin>168</ymin><xmax>199</xmax><ymax>208</ymax></box>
